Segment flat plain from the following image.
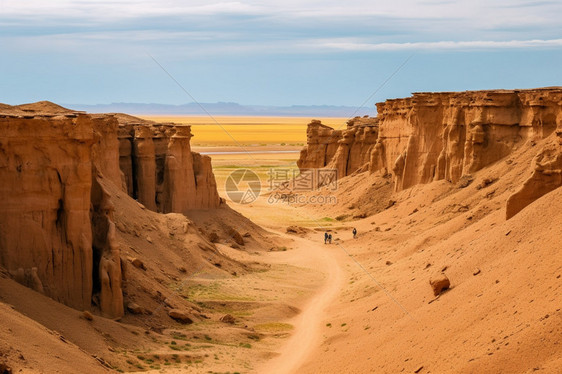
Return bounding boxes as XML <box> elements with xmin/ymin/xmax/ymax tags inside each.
<box><xmin>140</xmin><ymin>116</ymin><xmax>348</xmax><ymax>195</ymax></box>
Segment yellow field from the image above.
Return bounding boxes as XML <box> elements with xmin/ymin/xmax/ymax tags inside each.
<box><xmin>139</xmin><ymin>116</ymin><xmax>348</xmax><ymax>146</ymax></box>
<box><xmin>137</xmin><ymin>115</ymin><xmax>347</xmax><ymax>199</ymax></box>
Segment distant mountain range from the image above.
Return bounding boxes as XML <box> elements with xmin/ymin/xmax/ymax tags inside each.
<box><xmin>65</xmin><ymin>102</ymin><xmax>375</xmax><ymax>117</ymax></box>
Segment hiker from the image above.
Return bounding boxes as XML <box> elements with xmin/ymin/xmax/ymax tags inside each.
<box><xmin>324</xmin><ymin>232</ymin><xmax>329</xmax><ymax>244</ymax></box>
<box><xmin>353</xmin><ymin>227</ymin><xmax>357</xmax><ymax>239</ymax></box>
<box><xmin>328</xmin><ymin>233</ymin><xmax>332</xmax><ymax>244</ymax></box>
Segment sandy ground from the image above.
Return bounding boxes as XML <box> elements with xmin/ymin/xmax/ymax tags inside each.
<box><xmin>257</xmin><ymin>235</ymin><xmax>344</xmax><ymax>374</ymax></box>
<box><xmin>1</xmin><ymin>133</ymin><xmax>561</xmax><ymax>373</ymax></box>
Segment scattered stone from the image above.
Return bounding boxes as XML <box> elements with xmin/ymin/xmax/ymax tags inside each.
<box><xmin>230</xmin><ymin>242</ymin><xmax>240</xmax><ymax>249</ymax></box>
<box><xmin>353</xmin><ymin>212</ymin><xmax>368</xmax><ymax>219</ymax></box>
<box><xmin>414</xmin><ymin>366</ymin><xmax>424</xmax><ymax>373</ymax></box>
<box><xmin>505</xmin><ymin>230</ymin><xmax>512</xmax><ymax>236</ymax></box>
<box><xmin>424</xmin><ymin>263</ymin><xmax>432</xmax><ymax>269</ymax></box>
<box><xmin>130</xmin><ymin>258</ymin><xmax>146</xmax><ymax>270</ymax></box>
<box><xmin>441</xmin><ymin>265</ymin><xmax>448</xmax><ymax>272</ymax></box>
<box><xmin>146</xmin><ymin>235</ymin><xmax>153</xmax><ymax>243</ymax></box>
<box><xmin>127</xmin><ymin>303</ymin><xmax>144</xmax><ymax>315</ymax></box>
<box><xmin>208</xmin><ymin>232</ymin><xmax>219</xmax><ymax>243</ymax></box>
<box><xmin>198</xmin><ymin>242</ymin><xmax>214</xmax><ymax>251</ymax></box>
<box><xmin>429</xmin><ymin>274</ymin><xmax>450</xmax><ymax>296</ymax></box>
<box><xmin>473</xmin><ymin>268</ymin><xmax>481</xmax><ymax>276</ymax></box>
<box><xmin>178</xmin><ymin>266</ymin><xmax>187</xmax><ymax>273</ymax></box>
<box><xmin>81</xmin><ymin>310</ymin><xmax>94</xmax><ymax>321</ymax></box>
<box><xmin>0</xmin><ymin>363</ymin><xmax>12</xmax><ymax>374</ymax></box>
<box><xmin>115</xmin><ymin>221</ymin><xmax>127</xmax><ymax>233</ymax></box>
<box><xmin>286</xmin><ymin>225</ymin><xmax>309</xmax><ymax>235</ymax></box>
<box><xmin>168</xmin><ymin>309</ymin><xmax>193</xmax><ymax>324</ymax></box>
<box><xmin>386</xmin><ymin>200</ymin><xmax>397</xmax><ymax>209</ymax></box>
<box><xmin>243</xmin><ymin>232</ymin><xmax>252</xmax><ymax>238</ymax></box>
<box><xmin>458</xmin><ymin>175</ymin><xmax>473</xmax><ymax>188</ymax></box>
<box><xmin>385</xmin><ymin>261</ymin><xmax>393</xmax><ymax>266</ymax></box>
<box><xmin>220</xmin><ymin>314</ymin><xmax>236</xmax><ymax>324</ymax></box>
<box><xmin>227</xmin><ymin>227</ymin><xmax>245</xmax><ymax>246</ymax></box>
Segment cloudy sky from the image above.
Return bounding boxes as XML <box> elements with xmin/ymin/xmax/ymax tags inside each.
<box><xmin>1</xmin><ymin>0</ymin><xmax>561</xmax><ymax>109</ymax></box>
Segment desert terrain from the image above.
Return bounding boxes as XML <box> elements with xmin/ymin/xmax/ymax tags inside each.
<box><xmin>1</xmin><ymin>88</ymin><xmax>561</xmax><ymax>374</ymax></box>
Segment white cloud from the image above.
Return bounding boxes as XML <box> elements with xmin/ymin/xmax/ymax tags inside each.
<box><xmin>1</xmin><ymin>0</ymin><xmax>561</xmax><ymax>56</ymax></box>
<box><xmin>313</xmin><ymin>38</ymin><xmax>562</xmax><ymax>51</ymax></box>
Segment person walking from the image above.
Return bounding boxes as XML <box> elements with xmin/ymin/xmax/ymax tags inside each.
<box><xmin>353</xmin><ymin>227</ymin><xmax>357</xmax><ymax>239</ymax></box>
<box><xmin>328</xmin><ymin>233</ymin><xmax>332</xmax><ymax>244</ymax></box>
<box><xmin>324</xmin><ymin>232</ymin><xmax>329</xmax><ymax>244</ymax></box>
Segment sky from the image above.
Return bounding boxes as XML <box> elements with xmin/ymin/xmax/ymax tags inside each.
<box><xmin>1</xmin><ymin>0</ymin><xmax>561</xmax><ymax>109</ymax></box>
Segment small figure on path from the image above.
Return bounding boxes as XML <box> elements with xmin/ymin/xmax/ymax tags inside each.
<box><xmin>324</xmin><ymin>232</ymin><xmax>329</xmax><ymax>244</ymax></box>
<box><xmin>328</xmin><ymin>233</ymin><xmax>333</xmax><ymax>244</ymax></box>
<box><xmin>353</xmin><ymin>228</ymin><xmax>357</xmax><ymax>239</ymax></box>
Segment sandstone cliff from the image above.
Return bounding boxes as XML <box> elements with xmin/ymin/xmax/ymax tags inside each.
<box><xmin>0</xmin><ymin>103</ymin><xmax>221</xmax><ymax>318</ymax></box>
<box><xmin>298</xmin><ymin>88</ymin><xmax>562</xmax><ymax>218</ymax></box>
<box><xmin>118</xmin><ymin>122</ymin><xmax>220</xmax><ymax>212</ymax></box>
<box><xmin>297</xmin><ymin>116</ymin><xmax>378</xmax><ymax>178</ymax></box>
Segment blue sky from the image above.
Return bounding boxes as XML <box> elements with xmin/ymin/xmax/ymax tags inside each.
<box><xmin>1</xmin><ymin>0</ymin><xmax>561</xmax><ymax>108</ymax></box>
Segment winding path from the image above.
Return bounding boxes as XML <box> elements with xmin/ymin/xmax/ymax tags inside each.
<box><xmin>258</xmin><ymin>235</ymin><xmax>345</xmax><ymax>374</ymax></box>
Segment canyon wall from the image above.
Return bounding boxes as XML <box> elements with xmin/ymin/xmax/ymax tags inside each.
<box><xmin>118</xmin><ymin>122</ymin><xmax>220</xmax><ymax>212</ymax></box>
<box><xmin>0</xmin><ymin>105</ymin><xmax>221</xmax><ymax>317</ymax></box>
<box><xmin>298</xmin><ymin>88</ymin><xmax>562</xmax><ymax>217</ymax></box>
<box><xmin>0</xmin><ymin>114</ymin><xmax>104</xmax><ymax>314</ymax></box>
<box><xmin>370</xmin><ymin>89</ymin><xmax>561</xmax><ymax>191</ymax></box>
<box><xmin>297</xmin><ymin>116</ymin><xmax>379</xmax><ymax>178</ymax></box>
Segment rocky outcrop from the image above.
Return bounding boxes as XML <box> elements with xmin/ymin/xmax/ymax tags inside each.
<box><xmin>297</xmin><ymin>120</ymin><xmax>341</xmax><ymax>169</ymax></box>
<box><xmin>297</xmin><ymin>116</ymin><xmax>378</xmax><ymax>179</ymax></box>
<box><xmin>90</xmin><ymin>176</ymin><xmax>124</xmax><ymax>318</ymax></box>
<box><xmin>506</xmin><ymin>127</ymin><xmax>562</xmax><ymax>219</ymax></box>
<box><xmin>429</xmin><ymin>273</ymin><xmax>450</xmax><ymax>296</ymax></box>
<box><xmin>118</xmin><ymin>123</ymin><xmax>220</xmax><ymax>212</ymax></box>
<box><xmin>0</xmin><ymin>114</ymin><xmax>102</xmax><ymax>313</ymax></box>
<box><xmin>299</xmin><ymin>89</ymin><xmax>562</xmax><ymax>195</ymax></box>
<box><xmin>0</xmin><ymin>103</ymin><xmax>221</xmax><ymax>317</ymax></box>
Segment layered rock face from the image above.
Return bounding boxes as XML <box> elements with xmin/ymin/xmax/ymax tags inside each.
<box><xmin>299</xmin><ymin>89</ymin><xmax>562</xmax><ymax>199</ymax></box>
<box><xmin>371</xmin><ymin>90</ymin><xmax>561</xmax><ymax>191</ymax></box>
<box><xmin>0</xmin><ymin>114</ymin><xmax>108</xmax><ymax>314</ymax></box>
<box><xmin>506</xmin><ymin>126</ymin><xmax>562</xmax><ymax>219</ymax></box>
<box><xmin>0</xmin><ymin>105</ymin><xmax>220</xmax><ymax>317</ymax></box>
<box><xmin>297</xmin><ymin>116</ymin><xmax>378</xmax><ymax>178</ymax></box>
<box><xmin>118</xmin><ymin>123</ymin><xmax>220</xmax><ymax>212</ymax></box>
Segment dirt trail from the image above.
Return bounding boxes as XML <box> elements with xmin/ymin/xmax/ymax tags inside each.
<box><xmin>258</xmin><ymin>234</ymin><xmax>345</xmax><ymax>374</ymax></box>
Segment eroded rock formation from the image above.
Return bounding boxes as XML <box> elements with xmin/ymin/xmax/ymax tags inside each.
<box><xmin>299</xmin><ymin>89</ymin><xmax>562</xmax><ymax>200</ymax></box>
<box><xmin>297</xmin><ymin>116</ymin><xmax>378</xmax><ymax>179</ymax></box>
<box><xmin>0</xmin><ymin>103</ymin><xmax>221</xmax><ymax>318</ymax></box>
<box><xmin>118</xmin><ymin>123</ymin><xmax>220</xmax><ymax>212</ymax></box>
<box><xmin>506</xmin><ymin>127</ymin><xmax>562</xmax><ymax>219</ymax></box>
<box><xmin>0</xmin><ymin>114</ymin><xmax>98</xmax><ymax>313</ymax></box>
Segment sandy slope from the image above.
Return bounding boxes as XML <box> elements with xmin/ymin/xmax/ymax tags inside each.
<box><xmin>0</xmin><ymin>294</ymin><xmax>111</xmax><ymax>373</ymax></box>
<box><xmin>1</xmin><ymin>107</ymin><xmax>561</xmax><ymax>373</ymax></box>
